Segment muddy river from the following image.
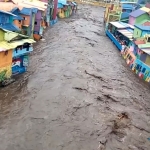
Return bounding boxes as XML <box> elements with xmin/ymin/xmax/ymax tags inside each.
<box><xmin>0</xmin><ymin>5</ymin><xmax>150</xmax><ymax>150</ymax></box>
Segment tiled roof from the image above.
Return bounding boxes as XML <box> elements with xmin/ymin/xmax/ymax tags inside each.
<box><xmin>129</xmin><ymin>9</ymin><xmax>146</xmax><ymax>17</ymax></box>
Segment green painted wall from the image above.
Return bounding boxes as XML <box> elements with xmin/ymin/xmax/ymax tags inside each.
<box><xmin>133</xmin><ymin>27</ymin><xmax>142</xmax><ymax>38</ymax></box>
<box><xmin>135</xmin><ymin>14</ymin><xmax>150</xmax><ymax>24</ymax></box>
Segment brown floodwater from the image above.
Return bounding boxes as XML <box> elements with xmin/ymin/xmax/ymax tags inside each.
<box><xmin>0</xmin><ymin>5</ymin><xmax>150</xmax><ymax>150</ymax></box>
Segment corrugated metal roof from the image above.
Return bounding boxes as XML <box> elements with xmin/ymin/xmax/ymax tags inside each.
<box><xmin>140</xmin><ymin>7</ymin><xmax>150</xmax><ymax>13</ymax></box>
<box><xmin>10</xmin><ymin>39</ymin><xmax>35</xmax><ymax>46</ymax></box>
<box><xmin>0</xmin><ymin>24</ymin><xmax>20</xmax><ymax>32</ymax></box>
<box><xmin>129</xmin><ymin>9</ymin><xmax>145</xmax><ymax>17</ymax></box>
<box><xmin>0</xmin><ymin>10</ymin><xmax>17</xmax><ymax>16</ymax></box>
<box><xmin>109</xmin><ymin>22</ymin><xmax>127</xmax><ymax>29</ymax></box>
<box><xmin>0</xmin><ymin>39</ymin><xmax>35</xmax><ymax>52</ymax></box>
<box><xmin>138</xmin><ymin>44</ymin><xmax>150</xmax><ymax>49</ymax></box>
<box><xmin>120</xmin><ymin>22</ymin><xmax>134</xmax><ymax>29</ymax></box>
<box><xmin>134</xmin><ymin>25</ymin><xmax>150</xmax><ymax>31</ymax></box>
<box><xmin>117</xmin><ymin>29</ymin><xmax>133</xmax><ymax>40</ymax></box>
<box><xmin>141</xmin><ymin>48</ymin><xmax>150</xmax><ymax>55</ymax></box>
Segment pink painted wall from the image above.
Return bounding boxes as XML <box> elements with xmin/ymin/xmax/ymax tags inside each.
<box><xmin>128</xmin><ymin>16</ymin><xmax>135</xmax><ymax>26</ymax></box>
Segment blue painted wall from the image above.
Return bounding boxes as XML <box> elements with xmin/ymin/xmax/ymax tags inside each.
<box><xmin>13</xmin><ymin>47</ymin><xmax>33</xmax><ymax>58</ymax></box>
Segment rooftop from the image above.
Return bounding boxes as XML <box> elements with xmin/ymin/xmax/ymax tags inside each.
<box><xmin>0</xmin><ymin>23</ymin><xmax>20</xmax><ymax>32</ymax></box>
<box><xmin>134</xmin><ymin>24</ymin><xmax>150</xmax><ymax>31</ymax></box>
<box><xmin>140</xmin><ymin>7</ymin><xmax>150</xmax><ymax>13</ymax></box>
<box><xmin>12</xmin><ymin>0</ymin><xmax>48</xmax><ymax>11</ymax></box>
<box><xmin>0</xmin><ymin>10</ymin><xmax>16</xmax><ymax>16</ymax></box>
<box><xmin>20</xmin><ymin>7</ymin><xmax>38</xmax><ymax>15</ymax></box>
<box><xmin>109</xmin><ymin>21</ymin><xmax>134</xmax><ymax>29</ymax></box>
<box><xmin>129</xmin><ymin>9</ymin><xmax>145</xmax><ymax>17</ymax></box>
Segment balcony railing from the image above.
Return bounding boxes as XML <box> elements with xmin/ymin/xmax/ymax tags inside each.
<box><xmin>13</xmin><ymin>46</ymin><xmax>33</xmax><ymax>58</ymax></box>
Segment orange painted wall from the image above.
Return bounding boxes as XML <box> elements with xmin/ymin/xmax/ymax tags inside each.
<box><xmin>0</xmin><ymin>50</ymin><xmax>13</xmax><ymax>68</ymax></box>
<box><xmin>13</xmin><ymin>20</ymin><xmax>22</xmax><ymax>29</ymax></box>
<box><xmin>21</xmin><ymin>15</ymin><xmax>30</xmax><ymax>26</ymax></box>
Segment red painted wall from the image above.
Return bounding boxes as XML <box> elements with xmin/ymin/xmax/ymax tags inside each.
<box><xmin>53</xmin><ymin>0</ymin><xmax>58</xmax><ymax>20</ymax></box>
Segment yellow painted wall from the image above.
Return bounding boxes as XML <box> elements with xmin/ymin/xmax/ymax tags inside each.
<box><xmin>0</xmin><ymin>65</ymin><xmax>12</xmax><ymax>79</ymax></box>
<box><xmin>0</xmin><ymin>30</ymin><xmax>4</xmax><ymax>41</ymax></box>
<box><xmin>145</xmin><ymin>55</ymin><xmax>150</xmax><ymax>66</ymax></box>
<box><xmin>0</xmin><ymin>50</ymin><xmax>13</xmax><ymax>68</ymax></box>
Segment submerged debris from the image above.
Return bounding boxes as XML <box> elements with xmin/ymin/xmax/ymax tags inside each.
<box><xmin>72</xmin><ymin>87</ymin><xmax>88</xmax><ymax>92</ymax></box>
<box><xmin>85</xmin><ymin>70</ymin><xmax>106</xmax><ymax>82</ymax></box>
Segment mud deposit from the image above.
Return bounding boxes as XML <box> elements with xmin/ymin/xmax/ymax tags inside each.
<box><xmin>0</xmin><ymin>5</ymin><xmax>150</xmax><ymax>150</ymax></box>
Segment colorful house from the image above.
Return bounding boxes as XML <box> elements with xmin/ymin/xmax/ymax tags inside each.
<box><xmin>11</xmin><ymin>7</ymin><xmax>24</xmax><ymax>30</ymax></box>
<box><xmin>128</xmin><ymin>9</ymin><xmax>148</xmax><ymax>25</ymax></box>
<box><xmin>57</xmin><ymin>0</ymin><xmax>77</xmax><ymax>18</ymax></box>
<box><xmin>121</xmin><ymin>36</ymin><xmax>150</xmax><ymax>83</ymax></box>
<box><xmin>19</xmin><ymin>7</ymin><xmax>38</xmax><ymax>38</ymax></box>
<box><xmin>1</xmin><ymin>27</ymin><xmax>35</xmax><ymax>75</ymax></box>
<box><xmin>0</xmin><ymin>2</ymin><xmax>24</xmax><ymax>30</ymax></box>
<box><xmin>132</xmin><ymin>41</ymin><xmax>150</xmax><ymax>82</ymax></box>
<box><xmin>11</xmin><ymin>38</ymin><xmax>35</xmax><ymax>75</ymax></box>
<box><xmin>133</xmin><ymin>25</ymin><xmax>150</xmax><ymax>38</ymax></box>
<box><xmin>103</xmin><ymin>4</ymin><xmax>122</xmax><ymax>25</ymax></box>
<box><xmin>0</xmin><ymin>10</ymin><xmax>20</xmax><ymax>32</ymax></box>
<box><xmin>0</xmin><ymin>26</ymin><xmax>35</xmax><ymax>81</ymax></box>
<box><xmin>0</xmin><ymin>29</ymin><xmax>15</xmax><ymax>83</ymax></box>
<box><xmin>106</xmin><ymin>21</ymin><xmax>134</xmax><ymax>50</ymax></box>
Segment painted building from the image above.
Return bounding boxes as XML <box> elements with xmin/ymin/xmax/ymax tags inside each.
<box><xmin>128</xmin><ymin>9</ymin><xmax>148</xmax><ymax>25</ymax></box>
<box><xmin>11</xmin><ymin>7</ymin><xmax>24</xmax><ymax>30</ymax></box>
<box><xmin>0</xmin><ymin>10</ymin><xmax>20</xmax><ymax>32</ymax></box>
<box><xmin>11</xmin><ymin>39</ymin><xmax>35</xmax><ymax>75</ymax></box>
<box><xmin>0</xmin><ymin>27</ymin><xmax>35</xmax><ymax>80</ymax></box>
<box><xmin>20</xmin><ymin>7</ymin><xmax>38</xmax><ymax>38</ymax></box>
<box><xmin>0</xmin><ymin>29</ymin><xmax>14</xmax><ymax>82</ymax></box>
<box><xmin>133</xmin><ymin>25</ymin><xmax>150</xmax><ymax>38</ymax></box>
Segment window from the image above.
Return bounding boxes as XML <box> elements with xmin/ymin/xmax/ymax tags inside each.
<box><xmin>137</xmin><ymin>31</ymin><xmax>138</xmax><ymax>35</ymax></box>
<box><xmin>34</xmin><ymin>21</ymin><xmax>37</xmax><ymax>25</ymax></box>
<box><xmin>4</xmin><ymin>51</ymin><xmax>8</xmax><ymax>55</ymax></box>
<box><xmin>142</xmin><ymin>68</ymin><xmax>146</xmax><ymax>73</ymax></box>
<box><xmin>147</xmin><ymin>37</ymin><xmax>150</xmax><ymax>42</ymax></box>
<box><xmin>23</xmin><ymin>17</ymin><xmax>27</xmax><ymax>20</ymax></box>
<box><xmin>18</xmin><ymin>20</ymin><xmax>21</xmax><ymax>23</ymax></box>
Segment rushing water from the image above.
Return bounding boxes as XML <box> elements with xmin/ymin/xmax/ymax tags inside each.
<box><xmin>0</xmin><ymin>5</ymin><xmax>150</xmax><ymax>150</ymax></box>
